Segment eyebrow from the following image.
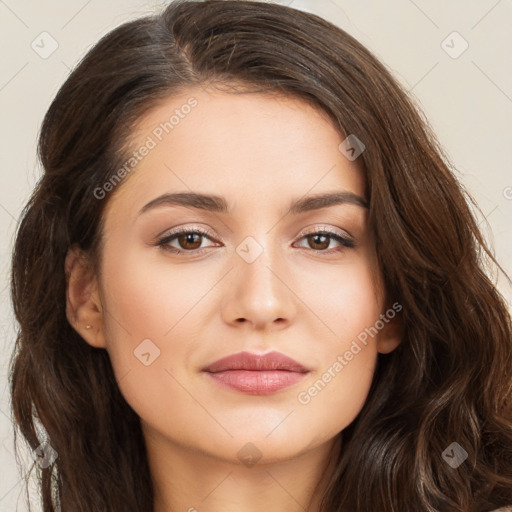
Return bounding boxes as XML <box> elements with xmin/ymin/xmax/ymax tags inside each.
<box><xmin>138</xmin><ymin>191</ymin><xmax>368</xmax><ymax>216</ymax></box>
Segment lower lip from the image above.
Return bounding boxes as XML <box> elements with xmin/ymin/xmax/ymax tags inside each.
<box><xmin>205</xmin><ymin>370</ymin><xmax>308</xmax><ymax>395</ymax></box>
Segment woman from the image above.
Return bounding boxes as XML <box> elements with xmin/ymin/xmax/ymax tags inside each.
<box><xmin>9</xmin><ymin>1</ymin><xmax>512</xmax><ymax>510</ymax></box>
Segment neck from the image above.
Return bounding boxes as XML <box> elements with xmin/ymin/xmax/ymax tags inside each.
<box><xmin>144</xmin><ymin>425</ymin><xmax>342</xmax><ymax>512</ymax></box>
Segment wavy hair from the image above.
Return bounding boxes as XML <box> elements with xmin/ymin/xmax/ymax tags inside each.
<box><xmin>9</xmin><ymin>1</ymin><xmax>512</xmax><ymax>510</ymax></box>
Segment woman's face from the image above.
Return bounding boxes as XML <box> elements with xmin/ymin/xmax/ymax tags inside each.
<box><xmin>71</xmin><ymin>86</ymin><xmax>401</xmax><ymax>464</ymax></box>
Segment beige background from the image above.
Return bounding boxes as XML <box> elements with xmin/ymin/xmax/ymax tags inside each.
<box><xmin>0</xmin><ymin>0</ymin><xmax>511</xmax><ymax>509</ymax></box>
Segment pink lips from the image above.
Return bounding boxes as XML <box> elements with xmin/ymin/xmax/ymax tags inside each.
<box><xmin>202</xmin><ymin>351</ymin><xmax>310</xmax><ymax>395</ymax></box>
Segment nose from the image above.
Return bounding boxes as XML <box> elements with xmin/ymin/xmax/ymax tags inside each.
<box><xmin>220</xmin><ymin>240</ymin><xmax>297</xmax><ymax>332</ymax></box>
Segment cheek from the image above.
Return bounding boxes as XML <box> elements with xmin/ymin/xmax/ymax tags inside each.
<box><xmin>296</xmin><ymin>253</ymin><xmax>382</xmax><ymax>341</ymax></box>
<box><xmin>290</xmin><ymin>255</ymin><xmax>381</xmax><ymax>432</ymax></box>
<box><xmin>100</xmin><ymin>246</ymin><xmax>211</xmax><ymax>342</ymax></box>
<box><xmin>97</xmin><ymin>248</ymin><xmax>200</xmax><ymax>430</ymax></box>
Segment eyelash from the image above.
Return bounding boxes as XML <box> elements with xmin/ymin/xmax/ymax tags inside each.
<box><xmin>155</xmin><ymin>226</ymin><xmax>356</xmax><ymax>256</ymax></box>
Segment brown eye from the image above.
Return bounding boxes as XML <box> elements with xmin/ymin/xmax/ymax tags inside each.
<box><xmin>295</xmin><ymin>229</ymin><xmax>355</xmax><ymax>253</ymax></box>
<box><xmin>156</xmin><ymin>228</ymin><xmax>217</xmax><ymax>255</ymax></box>
<box><xmin>306</xmin><ymin>233</ymin><xmax>331</xmax><ymax>251</ymax></box>
<box><xmin>176</xmin><ymin>232</ymin><xmax>203</xmax><ymax>250</ymax></box>
<box><xmin>156</xmin><ymin>227</ymin><xmax>355</xmax><ymax>257</ymax></box>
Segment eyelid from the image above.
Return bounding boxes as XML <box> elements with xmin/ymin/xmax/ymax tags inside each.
<box><xmin>295</xmin><ymin>224</ymin><xmax>352</xmax><ymax>240</ymax></box>
<box><xmin>156</xmin><ymin>224</ymin><xmax>215</xmax><ymax>240</ymax></box>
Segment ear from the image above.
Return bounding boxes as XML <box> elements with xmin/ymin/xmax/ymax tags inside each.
<box><xmin>65</xmin><ymin>244</ymin><xmax>106</xmax><ymax>349</ymax></box>
<box><xmin>376</xmin><ymin>303</ymin><xmax>403</xmax><ymax>354</ymax></box>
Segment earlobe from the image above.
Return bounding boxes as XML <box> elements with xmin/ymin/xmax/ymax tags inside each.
<box><xmin>65</xmin><ymin>245</ymin><xmax>107</xmax><ymax>349</ymax></box>
<box><xmin>376</xmin><ymin>310</ymin><xmax>403</xmax><ymax>354</ymax></box>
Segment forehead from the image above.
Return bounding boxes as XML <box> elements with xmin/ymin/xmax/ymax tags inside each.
<box><xmin>103</xmin><ymin>87</ymin><xmax>366</xmax><ymax>220</ymax></box>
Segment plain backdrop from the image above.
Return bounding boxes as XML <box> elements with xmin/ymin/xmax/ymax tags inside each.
<box><xmin>1</xmin><ymin>0</ymin><xmax>511</xmax><ymax>510</ymax></box>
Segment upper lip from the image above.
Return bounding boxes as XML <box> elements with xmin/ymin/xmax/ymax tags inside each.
<box><xmin>202</xmin><ymin>351</ymin><xmax>310</xmax><ymax>373</ymax></box>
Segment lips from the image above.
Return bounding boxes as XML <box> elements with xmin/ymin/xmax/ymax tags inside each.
<box><xmin>202</xmin><ymin>351</ymin><xmax>310</xmax><ymax>373</ymax></box>
<box><xmin>202</xmin><ymin>351</ymin><xmax>310</xmax><ymax>395</ymax></box>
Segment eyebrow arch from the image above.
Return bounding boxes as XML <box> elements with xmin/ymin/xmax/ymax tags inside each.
<box><xmin>288</xmin><ymin>191</ymin><xmax>368</xmax><ymax>214</ymax></box>
<box><xmin>138</xmin><ymin>191</ymin><xmax>368</xmax><ymax>216</ymax></box>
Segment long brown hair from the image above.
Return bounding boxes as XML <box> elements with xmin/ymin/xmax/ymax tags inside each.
<box><xmin>9</xmin><ymin>1</ymin><xmax>512</xmax><ymax>510</ymax></box>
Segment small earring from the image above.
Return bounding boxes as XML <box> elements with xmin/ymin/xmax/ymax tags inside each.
<box><xmin>85</xmin><ymin>324</ymin><xmax>92</xmax><ymax>329</ymax></box>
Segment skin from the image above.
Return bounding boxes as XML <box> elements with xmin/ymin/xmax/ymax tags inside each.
<box><xmin>66</xmin><ymin>86</ymin><xmax>402</xmax><ymax>512</ymax></box>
